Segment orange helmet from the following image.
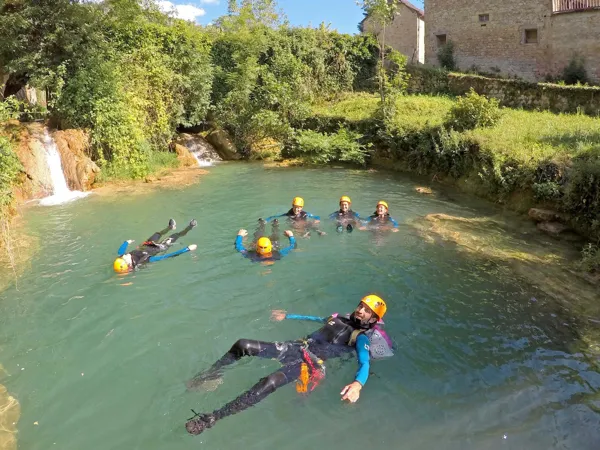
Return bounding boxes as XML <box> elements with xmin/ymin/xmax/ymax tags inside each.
<box><xmin>256</xmin><ymin>237</ymin><xmax>273</xmax><ymax>255</ymax></box>
<box><xmin>292</xmin><ymin>197</ymin><xmax>304</xmax><ymax>207</ymax></box>
<box><xmin>360</xmin><ymin>294</ymin><xmax>387</xmax><ymax>319</ymax></box>
<box><xmin>340</xmin><ymin>195</ymin><xmax>351</xmax><ymax>204</ymax></box>
<box><xmin>376</xmin><ymin>200</ymin><xmax>389</xmax><ymax>210</ymax></box>
<box><xmin>113</xmin><ymin>257</ymin><xmax>130</xmax><ymax>274</ymax></box>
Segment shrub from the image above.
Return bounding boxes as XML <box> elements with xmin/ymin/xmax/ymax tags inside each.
<box><xmin>0</xmin><ymin>137</ymin><xmax>23</xmax><ymax>209</ymax></box>
<box><xmin>286</xmin><ymin>127</ymin><xmax>369</xmax><ymax>165</ymax></box>
<box><xmin>437</xmin><ymin>41</ymin><xmax>456</xmax><ymax>71</ymax></box>
<box><xmin>563</xmin><ymin>55</ymin><xmax>588</xmax><ymax>85</ymax></box>
<box><xmin>578</xmin><ymin>243</ymin><xmax>600</xmax><ymax>273</ymax></box>
<box><xmin>446</xmin><ymin>88</ymin><xmax>503</xmax><ymax>131</ymax></box>
<box><xmin>533</xmin><ymin>182</ymin><xmax>562</xmax><ymax>202</ymax></box>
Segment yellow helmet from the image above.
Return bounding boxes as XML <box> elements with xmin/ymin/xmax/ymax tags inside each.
<box><xmin>113</xmin><ymin>257</ymin><xmax>130</xmax><ymax>274</ymax></box>
<box><xmin>256</xmin><ymin>237</ymin><xmax>272</xmax><ymax>255</ymax></box>
<box><xmin>361</xmin><ymin>294</ymin><xmax>387</xmax><ymax>320</ymax></box>
<box><xmin>292</xmin><ymin>197</ymin><xmax>304</xmax><ymax>207</ymax></box>
<box><xmin>377</xmin><ymin>200</ymin><xmax>389</xmax><ymax>210</ymax></box>
<box><xmin>339</xmin><ymin>195</ymin><xmax>351</xmax><ymax>204</ymax></box>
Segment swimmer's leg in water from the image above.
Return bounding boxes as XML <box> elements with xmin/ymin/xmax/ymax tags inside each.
<box><xmin>145</xmin><ymin>218</ymin><xmax>177</xmax><ymax>243</ymax></box>
<box><xmin>270</xmin><ymin>220</ymin><xmax>281</xmax><ymax>249</ymax></box>
<box><xmin>253</xmin><ymin>218</ymin><xmax>268</xmax><ymax>242</ymax></box>
<box><xmin>186</xmin><ymin>339</ymin><xmax>281</xmax><ymax>390</ymax></box>
<box><xmin>186</xmin><ymin>362</ymin><xmax>302</xmax><ymax>435</ymax></box>
<box><xmin>160</xmin><ymin>219</ymin><xmax>197</xmax><ymax>247</ymax></box>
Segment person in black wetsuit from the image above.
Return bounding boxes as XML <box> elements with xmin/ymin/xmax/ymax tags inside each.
<box><xmin>184</xmin><ymin>295</ymin><xmax>391</xmax><ymax>436</ymax></box>
<box><xmin>113</xmin><ymin>219</ymin><xmax>197</xmax><ymax>273</ymax></box>
<box><xmin>360</xmin><ymin>200</ymin><xmax>399</xmax><ymax>232</ymax></box>
<box><xmin>264</xmin><ymin>196</ymin><xmax>326</xmax><ymax>237</ymax></box>
<box><xmin>328</xmin><ymin>195</ymin><xmax>361</xmax><ymax>233</ymax></box>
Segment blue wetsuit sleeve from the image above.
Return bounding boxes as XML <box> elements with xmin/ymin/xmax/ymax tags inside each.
<box><xmin>234</xmin><ymin>235</ymin><xmax>247</xmax><ymax>253</ymax></box>
<box><xmin>285</xmin><ymin>314</ymin><xmax>326</xmax><ymax>322</ymax></box>
<box><xmin>354</xmin><ymin>212</ymin><xmax>361</xmax><ymax>219</ymax></box>
<box><xmin>389</xmin><ymin>217</ymin><xmax>399</xmax><ymax>228</ymax></box>
<box><xmin>117</xmin><ymin>241</ymin><xmax>129</xmax><ymax>256</ymax></box>
<box><xmin>328</xmin><ymin>211</ymin><xmax>337</xmax><ymax>220</ymax></box>
<box><xmin>278</xmin><ymin>236</ymin><xmax>296</xmax><ymax>257</ymax></box>
<box><xmin>148</xmin><ymin>247</ymin><xmax>189</xmax><ymax>262</ymax></box>
<box><xmin>306</xmin><ymin>212</ymin><xmax>320</xmax><ymax>220</ymax></box>
<box><xmin>354</xmin><ymin>333</ymin><xmax>371</xmax><ymax>386</ymax></box>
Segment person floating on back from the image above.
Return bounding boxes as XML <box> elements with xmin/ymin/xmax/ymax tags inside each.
<box><xmin>235</xmin><ymin>228</ymin><xmax>296</xmax><ymax>263</ymax></box>
<box><xmin>264</xmin><ymin>196</ymin><xmax>325</xmax><ymax>237</ymax></box>
<box><xmin>360</xmin><ymin>201</ymin><xmax>399</xmax><ymax>232</ymax></box>
<box><xmin>329</xmin><ymin>195</ymin><xmax>361</xmax><ymax>233</ymax></box>
<box><xmin>185</xmin><ymin>295</ymin><xmax>393</xmax><ymax>436</ymax></box>
<box><xmin>113</xmin><ymin>219</ymin><xmax>197</xmax><ymax>273</ymax></box>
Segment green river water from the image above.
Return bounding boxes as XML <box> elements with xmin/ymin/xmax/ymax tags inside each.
<box><xmin>1</xmin><ymin>163</ymin><xmax>599</xmax><ymax>449</ymax></box>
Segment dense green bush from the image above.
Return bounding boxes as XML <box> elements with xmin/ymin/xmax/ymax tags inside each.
<box><xmin>0</xmin><ymin>137</ymin><xmax>23</xmax><ymax>209</ymax></box>
<box><xmin>578</xmin><ymin>243</ymin><xmax>600</xmax><ymax>273</ymax></box>
<box><xmin>563</xmin><ymin>55</ymin><xmax>589</xmax><ymax>86</ymax></box>
<box><xmin>286</xmin><ymin>127</ymin><xmax>368</xmax><ymax>165</ymax></box>
<box><xmin>446</xmin><ymin>88</ymin><xmax>503</xmax><ymax>131</ymax></box>
<box><xmin>437</xmin><ymin>41</ymin><xmax>456</xmax><ymax>71</ymax></box>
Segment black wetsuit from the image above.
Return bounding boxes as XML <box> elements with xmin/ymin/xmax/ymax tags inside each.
<box><xmin>118</xmin><ymin>223</ymin><xmax>195</xmax><ymax>269</ymax></box>
<box><xmin>185</xmin><ymin>315</ymin><xmax>372</xmax><ymax>435</ymax></box>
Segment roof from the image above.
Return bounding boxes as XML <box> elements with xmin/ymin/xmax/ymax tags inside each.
<box><xmin>398</xmin><ymin>0</ymin><xmax>424</xmax><ymax>18</ymax></box>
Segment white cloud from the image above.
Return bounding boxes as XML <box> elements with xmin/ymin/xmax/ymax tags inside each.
<box><xmin>158</xmin><ymin>1</ymin><xmax>206</xmax><ymax>22</ymax></box>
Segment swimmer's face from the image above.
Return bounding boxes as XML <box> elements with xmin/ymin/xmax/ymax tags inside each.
<box><xmin>340</xmin><ymin>201</ymin><xmax>350</xmax><ymax>212</ymax></box>
<box><xmin>293</xmin><ymin>205</ymin><xmax>303</xmax><ymax>215</ymax></box>
<box><xmin>354</xmin><ymin>302</ymin><xmax>375</xmax><ymax>322</ymax></box>
<box><xmin>376</xmin><ymin>204</ymin><xmax>387</xmax><ymax>215</ymax></box>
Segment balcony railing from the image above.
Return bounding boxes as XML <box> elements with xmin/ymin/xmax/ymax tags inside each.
<box><xmin>553</xmin><ymin>0</ymin><xmax>600</xmax><ymax>13</ymax></box>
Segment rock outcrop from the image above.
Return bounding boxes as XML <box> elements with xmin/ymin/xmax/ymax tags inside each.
<box><xmin>173</xmin><ymin>143</ymin><xmax>198</xmax><ymax>167</ymax></box>
<box><xmin>53</xmin><ymin>130</ymin><xmax>100</xmax><ymax>191</ymax></box>
<box><xmin>205</xmin><ymin>129</ymin><xmax>241</xmax><ymax>160</ymax></box>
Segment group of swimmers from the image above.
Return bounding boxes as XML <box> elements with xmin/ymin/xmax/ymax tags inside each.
<box><xmin>110</xmin><ymin>195</ymin><xmax>397</xmax><ymax>437</ymax></box>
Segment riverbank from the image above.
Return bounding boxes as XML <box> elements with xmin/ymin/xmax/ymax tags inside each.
<box><xmin>300</xmin><ymin>92</ymin><xmax>600</xmax><ymax>270</ymax></box>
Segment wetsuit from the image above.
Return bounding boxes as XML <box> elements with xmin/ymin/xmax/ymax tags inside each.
<box><xmin>234</xmin><ymin>233</ymin><xmax>296</xmax><ymax>262</ymax></box>
<box><xmin>265</xmin><ymin>209</ymin><xmax>320</xmax><ymax>222</ymax></box>
<box><xmin>329</xmin><ymin>209</ymin><xmax>361</xmax><ymax>232</ymax></box>
<box><xmin>117</xmin><ymin>223</ymin><xmax>195</xmax><ymax>269</ymax></box>
<box><xmin>185</xmin><ymin>313</ymin><xmax>374</xmax><ymax>435</ymax></box>
<box><xmin>365</xmin><ymin>213</ymin><xmax>399</xmax><ymax>228</ymax></box>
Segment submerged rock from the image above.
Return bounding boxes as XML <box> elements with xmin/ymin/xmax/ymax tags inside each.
<box><xmin>537</xmin><ymin>221</ymin><xmax>569</xmax><ymax>236</ymax></box>
<box><xmin>0</xmin><ymin>383</ymin><xmax>20</xmax><ymax>450</ymax></box>
<box><xmin>415</xmin><ymin>186</ymin><xmax>433</xmax><ymax>195</ymax></box>
<box><xmin>528</xmin><ymin>208</ymin><xmax>561</xmax><ymax>223</ymax></box>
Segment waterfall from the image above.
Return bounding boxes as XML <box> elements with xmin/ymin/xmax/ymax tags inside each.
<box><xmin>39</xmin><ymin>129</ymin><xmax>89</xmax><ymax>206</ymax></box>
<box><xmin>191</xmin><ymin>151</ymin><xmax>214</xmax><ymax>167</ymax></box>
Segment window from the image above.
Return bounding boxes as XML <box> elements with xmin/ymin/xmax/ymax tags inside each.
<box><xmin>436</xmin><ymin>34</ymin><xmax>447</xmax><ymax>47</ymax></box>
<box><xmin>524</xmin><ymin>28</ymin><xmax>538</xmax><ymax>44</ymax></box>
<box><xmin>479</xmin><ymin>14</ymin><xmax>489</xmax><ymax>22</ymax></box>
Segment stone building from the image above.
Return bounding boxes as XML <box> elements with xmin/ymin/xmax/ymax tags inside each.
<box><xmin>424</xmin><ymin>0</ymin><xmax>600</xmax><ymax>83</ymax></box>
<box><xmin>361</xmin><ymin>0</ymin><xmax>425</xmax><ymax>64</ymax></box>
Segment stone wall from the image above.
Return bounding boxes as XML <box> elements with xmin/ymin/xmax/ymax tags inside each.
<box><xmin>406</xmin><ymin>65</ymin><xmax>600</xmax><ymax>116</ymax></box>
<box><xmin>363</xmin><ymin>1</ymin><xmax>425</xmax><ymax>64</ymax></box>
<box><xmin>424</xmin><ymin>0</ymin><xmax>600</xmax><ymax>83</ymax></box>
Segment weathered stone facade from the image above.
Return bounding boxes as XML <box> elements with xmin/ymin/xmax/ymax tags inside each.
<box><xmin>424</xmin><ymin>0</ymin><xmax>600</xmax><ymax>83</ymax></box>
<box><xmin>362</xmin><ymin>0</ymin><xmax>425</xmax><ymax>64</ymax></box>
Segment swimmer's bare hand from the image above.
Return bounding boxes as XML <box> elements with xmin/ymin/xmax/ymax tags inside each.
<box><xmin>271</xmin><ymin>310</ymin><xmax>287</xmax><ymax>321</ymax></box>
<box><xmin>314</xmin><ymin>219</ymin><xmax>320</xmax><ymax>224</ymax></box>
<box><xmin>358</xmin><ymin>227</ymin><xmax>367</xmax><ymax>231</ymax></box>
<box><xmin>317</xmin><ymin>231</ymin><xmax>327</xmax><ymax>236</ymax></box>
<box><xmin>340</xmin><ymin>381</ymin><xmax>362</xmax><ymax>403</ymax></box>
<box><xmin>392</xmin><ymin>228</ymin><xmax>399</xmax><ymax>233</ymax></box>
<box><xmin>284</xmin><ymin>230</ymin><xmax>294</xmax><ymax>237</ymax></box>
<box><xmin>238</xmin><ymin>229</ymin><xmax>248</xmax><ymax>237</ymax></box>
<box><xmin>188</xmin><ymin>244</ymin><xmax>197</xmax><ymax>251</ymax></box>
<box><xmin>127</xmin><ymin>239</ymin><xmax>135</xmax><ymax>244</ymax></box>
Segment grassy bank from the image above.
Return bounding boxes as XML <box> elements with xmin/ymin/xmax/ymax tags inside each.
<box><xmin>305</xmin><ymin>92</ymin><xmax>600</xmax><ymax>268</ymax></box>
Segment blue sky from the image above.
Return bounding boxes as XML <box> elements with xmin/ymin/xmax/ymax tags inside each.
<box><xmin>158</xmin><ymin>0</ymin><xmax>425</xmax><ymax>35</ymax></box>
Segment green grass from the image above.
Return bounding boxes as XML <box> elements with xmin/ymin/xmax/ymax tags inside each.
<box><xmin>313</xmin><ymin>93</ymin><xmax>600</xmax><ymax>165</ymax></box>
<box><xmin>95</xmin><ymin>151</ymin><xmax>180</xmax><ymax>183</ymax></box>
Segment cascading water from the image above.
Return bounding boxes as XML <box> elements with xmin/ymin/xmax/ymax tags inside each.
<box><xmin>38</xmin><ymin>129</ymin><xmax>89</xmax><ymax>206</ymax></box>
<box><xmin>191</xmin><ymin>151</ymin><xmax>214</xmax><ymax>167</ymax></box>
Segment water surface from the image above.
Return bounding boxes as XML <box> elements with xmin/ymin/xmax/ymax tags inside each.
<box><xmin>1</xmin><ymin>163</ymin><xmax>599</xmax><ymax>450</ymax></box>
